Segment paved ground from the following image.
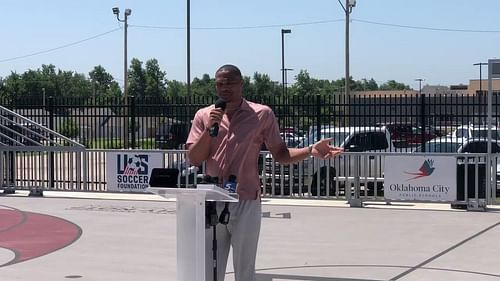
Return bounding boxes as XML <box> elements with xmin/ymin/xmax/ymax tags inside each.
<box><xmin>1</xmin><ymin>190</ymin><xmax>500</xmax><ymax>281</ymax></box>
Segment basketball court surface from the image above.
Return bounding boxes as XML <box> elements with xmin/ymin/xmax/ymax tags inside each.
<box><xmin>1</xmin><ymin>191</ymin><xmax>500</xmax><ymax>281</ymax></box>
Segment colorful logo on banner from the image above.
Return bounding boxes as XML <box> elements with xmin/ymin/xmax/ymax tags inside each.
<box><xmin>118</xmin><ymin>154</ymin><xmax>149</xmax><ymax>176</ymax></box>
<box><xmin>116</xmin><ymin>154</ymin><xmax>150</xmax><ymax>190</ymax></box>
<box><xmin>404</xmin><ymin>159</ymin><xmax>435</xmax><ymax>180</ymax></box>
<box><xmin>106</xmin><ymin>152</ymin><xmax>163</xmax><ymax>192</ymax></box>
<box><xmin>384</xmin><ymin>155</ymin><xmax>456</xmax><ymax>201</ymax></box>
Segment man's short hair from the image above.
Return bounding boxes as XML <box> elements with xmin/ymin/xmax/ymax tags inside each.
<box><xmin>216</xmin><ymin>64</ymin><xmax>242</xmax><ymax>80</ymax></box>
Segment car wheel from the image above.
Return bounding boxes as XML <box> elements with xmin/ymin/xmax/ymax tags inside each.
<box><xmin>311</xmin><ymin>167</ymin><xmax>336</xmax><ymax>196</ymax></box>
<box><xmin>366</xmin><ymin>182</ymin><xmax>384</xmax><ymax>196</ymax></box>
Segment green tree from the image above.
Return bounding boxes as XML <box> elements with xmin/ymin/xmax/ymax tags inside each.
<box><xmin>242</xmin><ymin>76</ymin><xmax>255</xmax><ymax>96</ymax></box>
<box><xmin>166</xmin><ymin>80</ymin><xmax>186</xmax><ymax>97</ymax></box>
<box><xmin>56</xmin><ymin>70</ymin><xmax>91</xmax><ymax>98</ymax></box>
<box><xmin>192</xmin><ymin>74</ymin><xmax>215</xmax><ymax>96</ymax></box>
<box><xmin>252</xmin><ymin>72</ymin><xmax>279</xmax><ymax>96</ymax></box>
<box><xmin>0</xmin><ymin>73</ymin><xmax>22</xmax><ymax>100</ymax></box>
<box><xmin>355</xmin><ymin>78</ymin><xmax>378</xmax><ymax>91</ymax></box>
<box><xmin>379</xmin><ymin>80</ymin><xmax>410</xmax><ymax>90</ymax></box>
<box><xmin>291</xmin><ymin>70</ymin><xmax>319</xmax><ymax>96</ymax></box>
<box><xmin>89</xmin><ymin>65</ymin><xmax>122</xmax><ymax>99</ymax></box>
<box><xmin>128</xmin><ymin>58</ymin><xmax>146</xmax><ymax>98</ymax></box>
<box><xmin>144</xmin><ymin>59</ymin><xmax>167</xmax><ymax>98</ymax></box>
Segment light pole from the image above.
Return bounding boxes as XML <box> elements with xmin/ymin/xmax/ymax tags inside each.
<box><xmin>338</xmin><ymin>0</ymin><xmax>356</xmax><ymax>103</ymax></box>
<box><xmin>187</xmin><ymin>0</ymin><xmax>191</xmax><ymax>97</ymax></box>
<box><xmin>415</xmin><ymin>78</ymin><xmax>424</xmax><ymax>95</ymax></box>
<box><xmin>473</xmin><ymin>62</ymin><xmax>487</xmax><ymax>95</ymax></box>
<box><xmin>112</xmin><ymin>7</ymin><xmax>132</xmax><ymax>148</ymax></box>
<box><xmin>281</xmin><ymin>29</ymin><xmax>291</xmax><ymax>96</ymax></box>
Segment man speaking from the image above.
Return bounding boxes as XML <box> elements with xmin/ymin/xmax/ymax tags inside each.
<box><xmin>186</xmin><ymin>64</ymin><xmax>342</xmax><ymax>281</ymax></box>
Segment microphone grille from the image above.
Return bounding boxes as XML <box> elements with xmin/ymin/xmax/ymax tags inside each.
<box><xmin>215</xmin><ymin>99</ymin><xmax>227</xmax><ymax>110</ymax></box>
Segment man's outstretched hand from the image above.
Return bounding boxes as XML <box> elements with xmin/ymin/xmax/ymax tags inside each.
<box><xmin>311</xmin><ymin>138</ymin><xmax>343</xmax><ymax>159</ymax></box>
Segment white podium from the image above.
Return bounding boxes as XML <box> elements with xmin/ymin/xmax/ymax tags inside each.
<box><xmin>149</xmin><ymin>184</ymin><xmax>238</xmax><ymax>281</ymax></box>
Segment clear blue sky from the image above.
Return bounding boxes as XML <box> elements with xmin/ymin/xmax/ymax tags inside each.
<box><xmin>1</xmin><ymin>0</ymin><xmax>499</xmax><ymax>90</ymax></box>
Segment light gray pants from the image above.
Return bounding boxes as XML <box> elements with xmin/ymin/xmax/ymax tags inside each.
<box><xmin>205</xmin><ymin>200</ymin><xmax>261</xmax><ymax>281</ymax></box>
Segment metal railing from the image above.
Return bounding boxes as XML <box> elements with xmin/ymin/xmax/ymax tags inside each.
<box><xmin>2</xmin><ymin>148</ymin><xmax>498</xmax><ymax>209</ymax></box>
<box><xmin>0</xmin><ymin>105</ymin><xmax>85</xmax><ymax>192</ymax></box>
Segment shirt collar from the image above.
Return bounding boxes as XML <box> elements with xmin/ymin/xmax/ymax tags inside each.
<box><xmin>239</xmin><ymin>98</ymin><xmax>252</xmax><ymax>112</ymax></box>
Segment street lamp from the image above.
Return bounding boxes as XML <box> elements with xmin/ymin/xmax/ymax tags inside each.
<box><xmin>338</xmin><ymin>0</ymin><xmax>356</xmax><ymax>103</ymax></box>
<box><xmin>187</xmin><ymin>0</ymin><xmax>191</xmax><ymax>97</ymax></box>
<box><xmin>473</xmin><ymin>62</ymin><xmax>487</xmax><ymax>95</ymax></box>
<box><xmin>281</xmin><ymin>29</ymin><xmax>291</xmax><ymax>96</ymax></box>
<box><xmin>415</xmin><ymin>78</ymin><xmax>424</xmax><ymax>95</ymax></box>
<box><xmin>112</xmin><ymin>7</ymin><xmax>132</xmax><ymax>148</ymax></box>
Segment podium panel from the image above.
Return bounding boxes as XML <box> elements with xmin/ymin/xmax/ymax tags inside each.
<box><xmin>148</xmin><ymin>185</ymin><xmax>237</xmax><ymax>281</ymax></box>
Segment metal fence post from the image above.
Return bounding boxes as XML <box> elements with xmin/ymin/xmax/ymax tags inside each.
<box><xmin>48</xmin><ymin>96</ymin><xmax>55</xmax><ymax>188</ymax></box>
<box><xmin>315</xmin><ymin>94</ymin><xmax>321</xmax><ymax>141</ymax></box>
<box><xmin>420</xmin><ymin>93</ymin><xmax>426</xmax><ymax>152</ymax></box>
<box><xmin>130</xmin><ymin>95</ymin><xmax>136</xmax><ymax>148</ymax></box>
<box><xmin>349</xmin><ymin>154</ymin><xmax>363</xmax><ymax>207</ymax></box>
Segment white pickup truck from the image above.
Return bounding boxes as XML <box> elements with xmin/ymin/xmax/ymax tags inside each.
<box><xmin>263</xmin><ymin>126</ymin><xmax>397</xmax><ymax>196</ymax></box>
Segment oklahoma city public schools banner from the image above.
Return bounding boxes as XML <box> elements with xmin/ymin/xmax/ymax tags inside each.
<box><xmin>384</xmin><ymin>155</ymin><xmax>456</xmax><ymax>201</ymax></box>
<box><xmin>106</xmin><ymin>152</ymin><xmax>163</xmax><ymax>192</ymax></box>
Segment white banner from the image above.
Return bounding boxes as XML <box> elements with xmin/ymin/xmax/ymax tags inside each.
<box><xmin>106</xmin><ymin>152</ymin><xmax>163</xmax><ymax>192</ymax></box>
<box><xmin>384</xmin><ymin>155</ymin><xmax>456</xmax><ymax>201</ymax></box>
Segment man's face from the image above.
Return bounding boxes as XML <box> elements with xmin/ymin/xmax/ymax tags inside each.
<box><xmin>215</xmin><ymin>70</ymin><xmax>243</xmax><ymax>102</ymax></box>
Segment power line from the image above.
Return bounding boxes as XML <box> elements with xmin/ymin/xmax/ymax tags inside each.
<box><xmin>0</xmin><ymin>28</ymin><xmax>121</xmax><ymax>63</ymax></box>
<box><xmin>2</xmin><ymin>17</ymin><xmax>499</xmax><ymax>65</ymax></box>
<box><xmin>353</xmin><ymin>18</ymin><xmax>500</xmax><ymax>33</ymax></box>
<box><xmin>130</xmin><ymin>19</ymin><xmax>344</xmax><ymax>30</ymax></box>
<box><xmin>132</xmin><ymin>18</ymin><xmax>500</xmax><ymax>33</ymax></box>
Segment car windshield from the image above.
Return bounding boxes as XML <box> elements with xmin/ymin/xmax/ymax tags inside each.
<box><xmin>298</xmin><ymin>130</ymin><xmax>348</xmax><ymax>148</ymax></box>
<box><xmin>471</xmin><ymin>129</ymin><xmax>500</xmax><ymax>140</ymax></box>
<box><xmin>413</xmin><ymin>141</ymin><xmax>461</xmax><ymax>153</ymax></box>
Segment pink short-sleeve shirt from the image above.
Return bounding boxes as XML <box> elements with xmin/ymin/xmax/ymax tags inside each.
<box><xmin>186</xmin><ymin>99</ymin><xmax>284</xmax><ymax>200</ymax></box>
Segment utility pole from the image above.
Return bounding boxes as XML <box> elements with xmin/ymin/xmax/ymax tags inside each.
<box><xmin>187</xmin><ymin>0</ymin><xmax>191</xmax><ymax>97</ymax></box>
<box><xmin>338</xmin><ymin>0</ymin><xmax>356</xmax><ymax>103</ymax></box>
<box><xmin>112</xmin><ymin>7</ymin><xmax>132</xmax><ymax>148</ymax></box>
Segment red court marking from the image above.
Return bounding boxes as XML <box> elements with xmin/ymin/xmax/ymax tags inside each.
<box><xmin>0</xmin><ymin>208</ymin><xmax>24</xmax><ymax>231</ymax></box>
<box><xmin>0</xmin><ymin>206</ymin><xmax>82</xmax><ymax>266</ymax></box>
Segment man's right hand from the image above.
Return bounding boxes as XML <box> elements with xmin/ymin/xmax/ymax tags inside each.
<box><xmin>207</xmin><ymin>107</ymin><xmax>224</xmax><ymax>129</ymax></box>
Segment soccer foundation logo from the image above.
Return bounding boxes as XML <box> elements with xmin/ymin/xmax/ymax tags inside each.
<box><xmin>116</xmin><ymin>154</ymin><xmax>150</xmax><ymax>189</ymax></box>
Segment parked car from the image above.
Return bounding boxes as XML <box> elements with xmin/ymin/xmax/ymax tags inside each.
<box><xmin>449</xmin><ymin>124</ymin><xmax>500</xmax><ymax>140</ymax></box>
<box><xmin>413</xmin><ymin>136</ymin><xmax>500</xmax><ymax>200</ymax></box>
<box><xmin>414</xmin><ymin>136</ymin><xmax>500</xmax><ymax>153</ymax></box>
<box><xmin>380</xmin><ymin>122</ymin><xmax>439</xmax><ymax>148</ymax></box>
<box><xmin>263</xmin><ymin>126</ymin><xmax>397</xmax><ymax>196</ymax></box>
<box><xmin>280</xmin><ymin>132</ymin><xmax>304</xmax><ymax>147</ymax></box>
<box><xmin>155</xmin><ymin>121</ymin><xmax>190</xmax><ymax>149</ymax></box>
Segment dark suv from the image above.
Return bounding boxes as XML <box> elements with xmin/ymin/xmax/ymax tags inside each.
<box><xmin>155</xmin><ymin>121</ymin><xmax>190</xmax><ymax>149</ymax></box>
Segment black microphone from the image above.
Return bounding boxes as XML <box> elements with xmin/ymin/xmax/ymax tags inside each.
<box><xmin>209</xmin><ymin>99</ymin><xmax>227</xmax><ymax>137</ymax></box>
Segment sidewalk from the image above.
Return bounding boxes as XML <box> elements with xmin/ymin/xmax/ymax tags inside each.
<box><xmin>1</xmin><ymin>191</ymin><xmax>500</xmax><ymax>281</ymax></box>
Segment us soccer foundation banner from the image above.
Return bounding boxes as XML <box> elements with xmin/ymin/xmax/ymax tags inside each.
<box><xmin>106</xmin><ymin>152</ymin><xmax>163</xmax><ymax>192</ymax></box>
<box><xmin>384</xmin><ymin>155</ymin><xmax>456</xmax><ymax>201</ymax></box>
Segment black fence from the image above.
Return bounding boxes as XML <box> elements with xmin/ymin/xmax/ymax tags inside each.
<box><xmin>1</xmin><ymin>93</ymin><xmax>499</xmax><ymax>151</ymax></box>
